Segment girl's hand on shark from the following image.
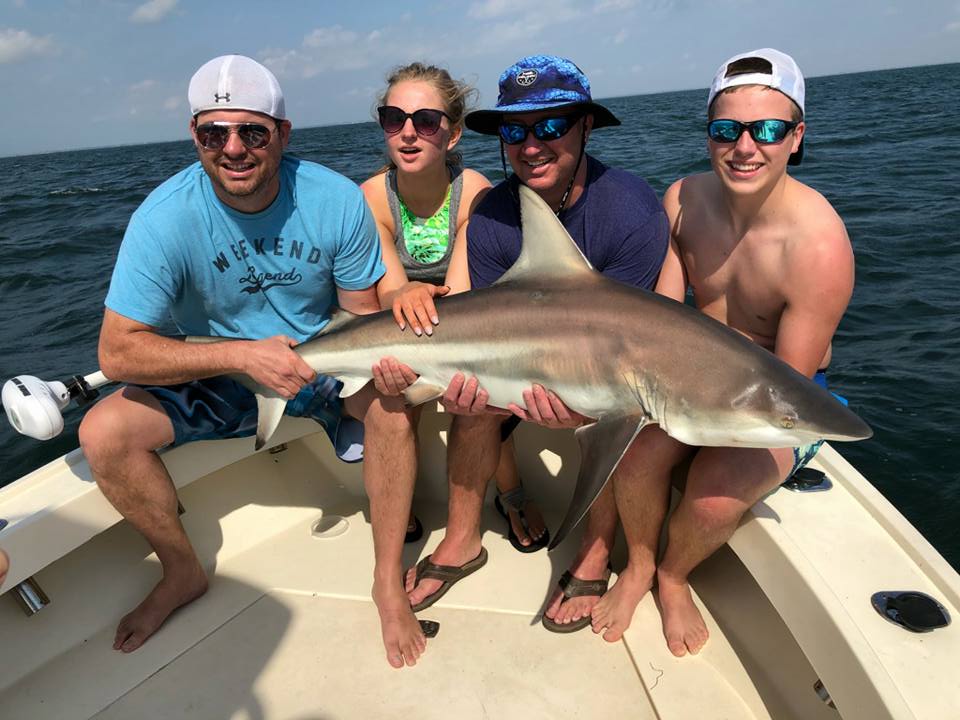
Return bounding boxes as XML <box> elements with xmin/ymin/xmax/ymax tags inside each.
<box><xmin>509</xmin><ymin>385</ymin><xmax>586</xmax><ymax>428</ymax></box>
<box><xmin>392</xmin><ymin>282</ymin><xmax>449</xmax><ymax>337</ymax></box>
<box><xmin>244</xmin><ymin>335</ymin><xmax>316</xmax><ymax>399</ymax></box>
<box><xmin>372</xmin><ymin>357</ymin><xmax>418</xmax><ymax>396</ymax></box>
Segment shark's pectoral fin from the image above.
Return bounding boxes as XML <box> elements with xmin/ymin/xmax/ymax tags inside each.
<box><xmin>401</xmin><ymin>379</ymin><xmax>446</xmax><ymax>407</ymax></box>
<box><xmin>336</xmin><ymin>376</ymin><xmax>369</xmax><ymax>398</ymax></box>
<box><xmin>254</xmin><ymin>391</ymin><xmax>287</xmax><ymax>451</ymax></box>
<box><xmin>549</xmin><ymin>414</ymin><xmax>648</xmax><ymax>550</ymax></box>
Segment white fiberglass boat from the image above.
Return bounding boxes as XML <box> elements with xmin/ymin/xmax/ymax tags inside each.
<box><xmin>1</xmin><ymin>403</ymin><xmax>958</xmax><ymax>719</ymax></box>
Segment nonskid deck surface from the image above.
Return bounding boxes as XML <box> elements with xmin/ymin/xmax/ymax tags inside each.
<box><xmin>93</xmin><ymin>595</ymin><xmax>654</xmax><ymax>720</ymax></box>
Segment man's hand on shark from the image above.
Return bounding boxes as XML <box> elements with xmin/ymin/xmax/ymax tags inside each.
<box><xmin>391</xmin><ymin>281</ymin><xmax>449</xmax><ymax>336</ymax></box>
<box><xmin>372</xmin><ymin>357</ymin><xmax>418</xmax><ymax>397</ymax></box>
<box><xmin>441</xmin><ymin>372</ymin><xmax>511</xmax><ymax>416</ymax></box>
<box><xmin>508</xmin><ymin>384</ymin><xmax>590</xmax><ymax>429</ymax></box>
<box><xmin>242</xmin><ymin>335</ymin><xmax>316</xmax><ymax>399</ymax></box>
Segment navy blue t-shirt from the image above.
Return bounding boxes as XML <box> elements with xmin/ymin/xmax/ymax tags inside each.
<box><xmin>467</xmin><ymin>155</ymin><xmax>668</xmax><ymax>290</ymax></box>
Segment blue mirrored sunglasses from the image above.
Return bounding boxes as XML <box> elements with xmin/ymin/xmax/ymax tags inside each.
<box><xmin>707</xmin><ymin>119</ymin><xmax>799</xmax><ymax>144</ymax></box>
<box><xmin>498</xmin><ymin>114</ymin><xmax>581</xmax><ymax>145</ymax></box>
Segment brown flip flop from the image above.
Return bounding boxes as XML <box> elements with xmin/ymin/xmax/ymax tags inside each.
<box><xmin>409</xmin><ymin>547</ymin><xmax>489</xmax><ymax>613</ymax></box>
<box><xmin>541</xmin><ymin>568</ymin><xmax>611</xmax><ymax>634</ymax></box>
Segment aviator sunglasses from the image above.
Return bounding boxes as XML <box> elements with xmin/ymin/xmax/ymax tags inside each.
<box><xmin>707</xmin><ymin>118</ymin><xmax>799</xmax><ymax>145</ymax></box>
<box><xmin>377</xmin><ymin>106</ymin><xmax>451</xmax><ymax>136</ymax></box>
<box><xmin>194</xmin><ymin>121</ymin><xmax>276</xmax><ymax>151</ymax></box>
<box><xmin>498</xmin><ymin>114</ymin><xmax>582</xmax><ymax>145</ymax></box>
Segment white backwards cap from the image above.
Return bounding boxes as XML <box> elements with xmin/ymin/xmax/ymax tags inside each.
<box><xmin>188</xmin><ymin>55</ymin><xmax>285</xmax><ymax>119</ymax></box>
<box><xmin>707</xmin><ymin>48</ymin><xmax>805</xmax><ymax>116</ymax></box>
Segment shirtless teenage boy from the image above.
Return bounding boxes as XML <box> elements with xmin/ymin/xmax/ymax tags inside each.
<box><xmin>597</xmin><ymin>48</ymin><xmax>856</xmax><ymax>655</ymax></box>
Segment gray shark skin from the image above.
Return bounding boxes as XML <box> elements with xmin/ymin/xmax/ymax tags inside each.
<box><xmin>216</xmin><ymin>185</ymin><xmax>871</xmax><ymax>549</ymax></box>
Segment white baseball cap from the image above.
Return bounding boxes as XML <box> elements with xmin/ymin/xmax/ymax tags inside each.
<box><xmin>188</xmin><ymin>54</ymin><xmax>285</xmax><ymax>119</ymax></box>
<box><xmin>707</xmin><ymin>48</ymin><xmax>805</xmax><ymax>116</ymax></box>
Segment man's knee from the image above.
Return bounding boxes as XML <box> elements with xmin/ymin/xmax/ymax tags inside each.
<box><xmin>79</xmin><ymin>388</ymin><xmax>171</xmax><ymax>471</ymax></box>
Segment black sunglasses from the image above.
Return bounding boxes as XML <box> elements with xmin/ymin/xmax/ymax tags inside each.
<box><xmin>377</xmin><ymin>106</ymin><xmax>451</xmax><ymax>136</ymax></box>
<box><xmin>498</xmin><ymin>114</ymin><xmax>582</xmax><ymax>145</ymax></box>
<box><xmin>707</xmin><ymin>118</ymin><xmax>799</xmax><ymax>145</ymax></box>
<box><xmin>194</xmin><ymin>121</ymin><xmax>276</xmax><ymax>150</ymax></box>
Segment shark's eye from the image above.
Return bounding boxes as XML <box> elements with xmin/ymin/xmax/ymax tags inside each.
<box><xmin>780</xmin><ymin>416</ymin><xmax>796</xmax><ymax>429</ymax></box>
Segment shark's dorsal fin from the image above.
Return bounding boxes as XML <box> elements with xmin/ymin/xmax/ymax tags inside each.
<box><xmin>495</xmin><ymin>183</ymin><xmax>595</xmax><ymax>286</ymax></box>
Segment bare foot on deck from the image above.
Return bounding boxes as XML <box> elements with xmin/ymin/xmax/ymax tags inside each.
<box><xmin>113</xmin><ymin>560</ymin><xmax>208</xmax><ymax>653</ymax></box>
<box><xmin>590</xmin><ymin>563</ymin><xmax>654</xmax><ymax>642</ymax></box>
<box><xmin>373</xmin><ymin>579</ymin><xmax>427</xmax><ymax>668</ymax></box>
<box><xmin>404</xmin><ymin>536</ymin><xmax>482</xmax><ymax>608</ymax></box>
<box><xmin>656</xmin><ymin>570</ymin><xmax>709</xmax><ymax>657</ymax></box>
<box><xmin>543</xmin><ymin>554</ymin><xmax>610</xmax><ymax>629</ymax></box>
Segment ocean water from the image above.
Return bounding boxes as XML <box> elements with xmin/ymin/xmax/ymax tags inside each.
<box><xmin>1</xmin><ymin>63</ymin><xmax>958</xmax><ymax>569</ymax></box>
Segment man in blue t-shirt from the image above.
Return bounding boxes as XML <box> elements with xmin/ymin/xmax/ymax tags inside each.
<box><xmin>402</xmin><ymin>56</ymin><xmax>670</xmax><ymax>637</ymax></box>
<box><xmin>79</xmin><ymin>55</ymin><xmax>426</xmax><ymax>670</ymax></box>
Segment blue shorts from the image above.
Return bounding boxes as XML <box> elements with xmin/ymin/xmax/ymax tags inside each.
<box><xmin>788</xmin><ymin>371</ymin><xmax>847</xmax><ymax>477</ymax></box>
<box><xmin>140</xmin><ymin>374</ymin><xmax>364</xmax><ymax>462</ymax></box>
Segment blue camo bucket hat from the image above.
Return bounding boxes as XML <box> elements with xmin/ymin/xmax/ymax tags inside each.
<box><xmin>465</xmin><ymin>55</ymin><xmax>621</xmax><ymax>135</ymax></box>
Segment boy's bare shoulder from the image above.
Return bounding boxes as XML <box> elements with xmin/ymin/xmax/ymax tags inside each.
<box><xmin>664</xmin><ymin>172</ymin><xmax>716</xmax><ymax>224</ymax></box>
<box><xmin>787</xmin><ymin>177</ymin><xmax>848</xmax><ymax>246</ymax></box>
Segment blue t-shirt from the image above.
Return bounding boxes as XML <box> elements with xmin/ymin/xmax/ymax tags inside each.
<box><xmin>467</xmin><ymin>155</ymin><xmax>668</xmax><ymax>290</ymax></box>
<box><xmin>106</xmin><ymin>155</ymin><xmax>384</xmax><ymax>342</ymax></box>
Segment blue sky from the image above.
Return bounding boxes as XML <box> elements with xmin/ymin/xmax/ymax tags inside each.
<box><xmin>2</xmin><ymin>0</ymin><xmax>959</xmax><ymax>157</ymax></box>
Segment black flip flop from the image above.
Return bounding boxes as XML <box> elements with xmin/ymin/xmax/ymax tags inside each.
<box><xmin>541</xmin><ymin>568</ymin><xmax>612</xmax><ymax>634</ymax></box>
<box><xmin>494</xmin><ymin>486</ymin><xmax>550</xmax><ymax>553</ymax></box>
<box><xmin>404</xmin><ymin>515</ymin><xmax>423</xmax><ymax>544</ymax></box>
<box><xmin>409</xmin><ymin>547</ymin><xmax>489</xmax><ymax>612</ymax></box>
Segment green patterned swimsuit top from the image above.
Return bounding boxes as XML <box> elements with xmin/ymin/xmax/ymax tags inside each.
<box><xmin>386</xmin><ymin>165</ymin><xmax>463</xmax><ymax>285</ymax></box>
<box><xmin>398</xmin><ymin>187</ymin><xmax>450</xmax><ymax>264</ymax></box>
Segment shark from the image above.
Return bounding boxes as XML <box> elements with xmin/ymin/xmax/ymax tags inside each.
<box><xmin>213</xmin><ymin>184</ymin><xmax>872</xmax><ymax>549</ymax></box>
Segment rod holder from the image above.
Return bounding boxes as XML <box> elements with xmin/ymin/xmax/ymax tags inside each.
<box><xmin>12</xmin><ymin>576</ymin><xmax>49</xmax><ymax>616</ymax></box>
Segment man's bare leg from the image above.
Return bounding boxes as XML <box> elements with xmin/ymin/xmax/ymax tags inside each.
<box><xmin>345</xmin><ymin>384</ymin><xmax>424</xmax><ymax>669</ymax></box>
<box><xmin>0</xmin><ymin>549</ymin><xmax>8</xmax><ymax>588</ymax></box>
<box><xmin>542</xmin><ymin>481</ymin><xmax>617</xmax><ymax>627</ymax></box>
<box><xmin>78</xmin><ymin>388</ymin><xmax>208</xmax><ymax>653</ymax></box>
<box><xmin>494</xmin><ymin>435</ymin><xmax>547</xmax><ymax>547</ymax></box>
<box><xmin>592</xmin><ymin>427</ymin><xmax>686</xmax><ymax>641</ymax></box>
<box><xmin>405</xmin><ymin>412</ymin><xmax>501</xmax><ymax>606</ymax></box>
<box><xmin>657</xmin><ymin>445</ymin><xmax>794</xmax><ymax>656</ymax></box>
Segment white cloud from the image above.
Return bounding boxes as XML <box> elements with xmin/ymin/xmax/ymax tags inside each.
<box><xmin>0</xmin><ymin>27</ymin><xmax>54</xmax><ymax>64</ymax></box>
<box><xmin>614</xmin><ymin>29</ymin><xmax>629</xmax><ymax>44</ymax></box>
<box><xmin>946</xmin><ymin>20</ymin><xmax>960</xmax><ymax>32</ymax></box>
<box><xmin>163</xmin><ymin>96</ymin><xmax>181</xmax><ymax>111</ymax></box>
<box><xmin>130</xmin><ymin>79</ymin><xmax>156</xmax><ymax>92</ymax></box>
<box><xmin>130</xmin><ymin>0</ymin><xmax>178</xmax><ymax>24</ymax></box>
<box><xmin>467</xmin><ymin>0</ymin><xmax>513</xmax><ymax>20</ymax></box>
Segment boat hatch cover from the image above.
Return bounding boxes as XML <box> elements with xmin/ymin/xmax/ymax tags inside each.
<box><xmin>871</xmin><ymin>591</ymin><xmax>952</xmax><ymax>632</ymax></box>
<box><xmin>782</xmin><ymin>468</ymin><xmax>833</xmax><ymax>492</ymax></box>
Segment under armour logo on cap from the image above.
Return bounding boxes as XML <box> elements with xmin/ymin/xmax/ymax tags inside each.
<box><xmin>188</xmin><ymin>54</ymin><xmax>285</xmax><ymax>119</ymax></box>
<box><xmin>516</xmin><ymin>69</ymin><xmax>538</xmax><ymax>86</ymax></box>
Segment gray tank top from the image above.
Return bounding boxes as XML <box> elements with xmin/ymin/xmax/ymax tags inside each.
<box><xmin>385</xmin><ymin>164</ymin><xmax>464</xmax><ymax>286</ymax></box>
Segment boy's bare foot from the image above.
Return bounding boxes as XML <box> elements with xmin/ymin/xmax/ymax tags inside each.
<box><xmin>590</xmin><ymin>563</ymin><xmax>654</xmax><ymax>642</ymax></box>
<box><xmin>373</xmin><ymin>579</ymin><xmax>427</xmax><ymax>668</ymax></box>
<box><xmin>657</xmin><ymin>569</ymin><xmax>709</xmax><ymax>656</ymax></box>
<box><xmin>113</xmin><ymin>559</ymin><xmax>208</xmax><ymax>653</ymax></box>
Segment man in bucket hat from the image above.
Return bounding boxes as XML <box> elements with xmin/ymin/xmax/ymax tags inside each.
<box><xmin>403</xmin><ymin>55</ymin><xmax>670</xmax><ymax>636</ymax></box>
